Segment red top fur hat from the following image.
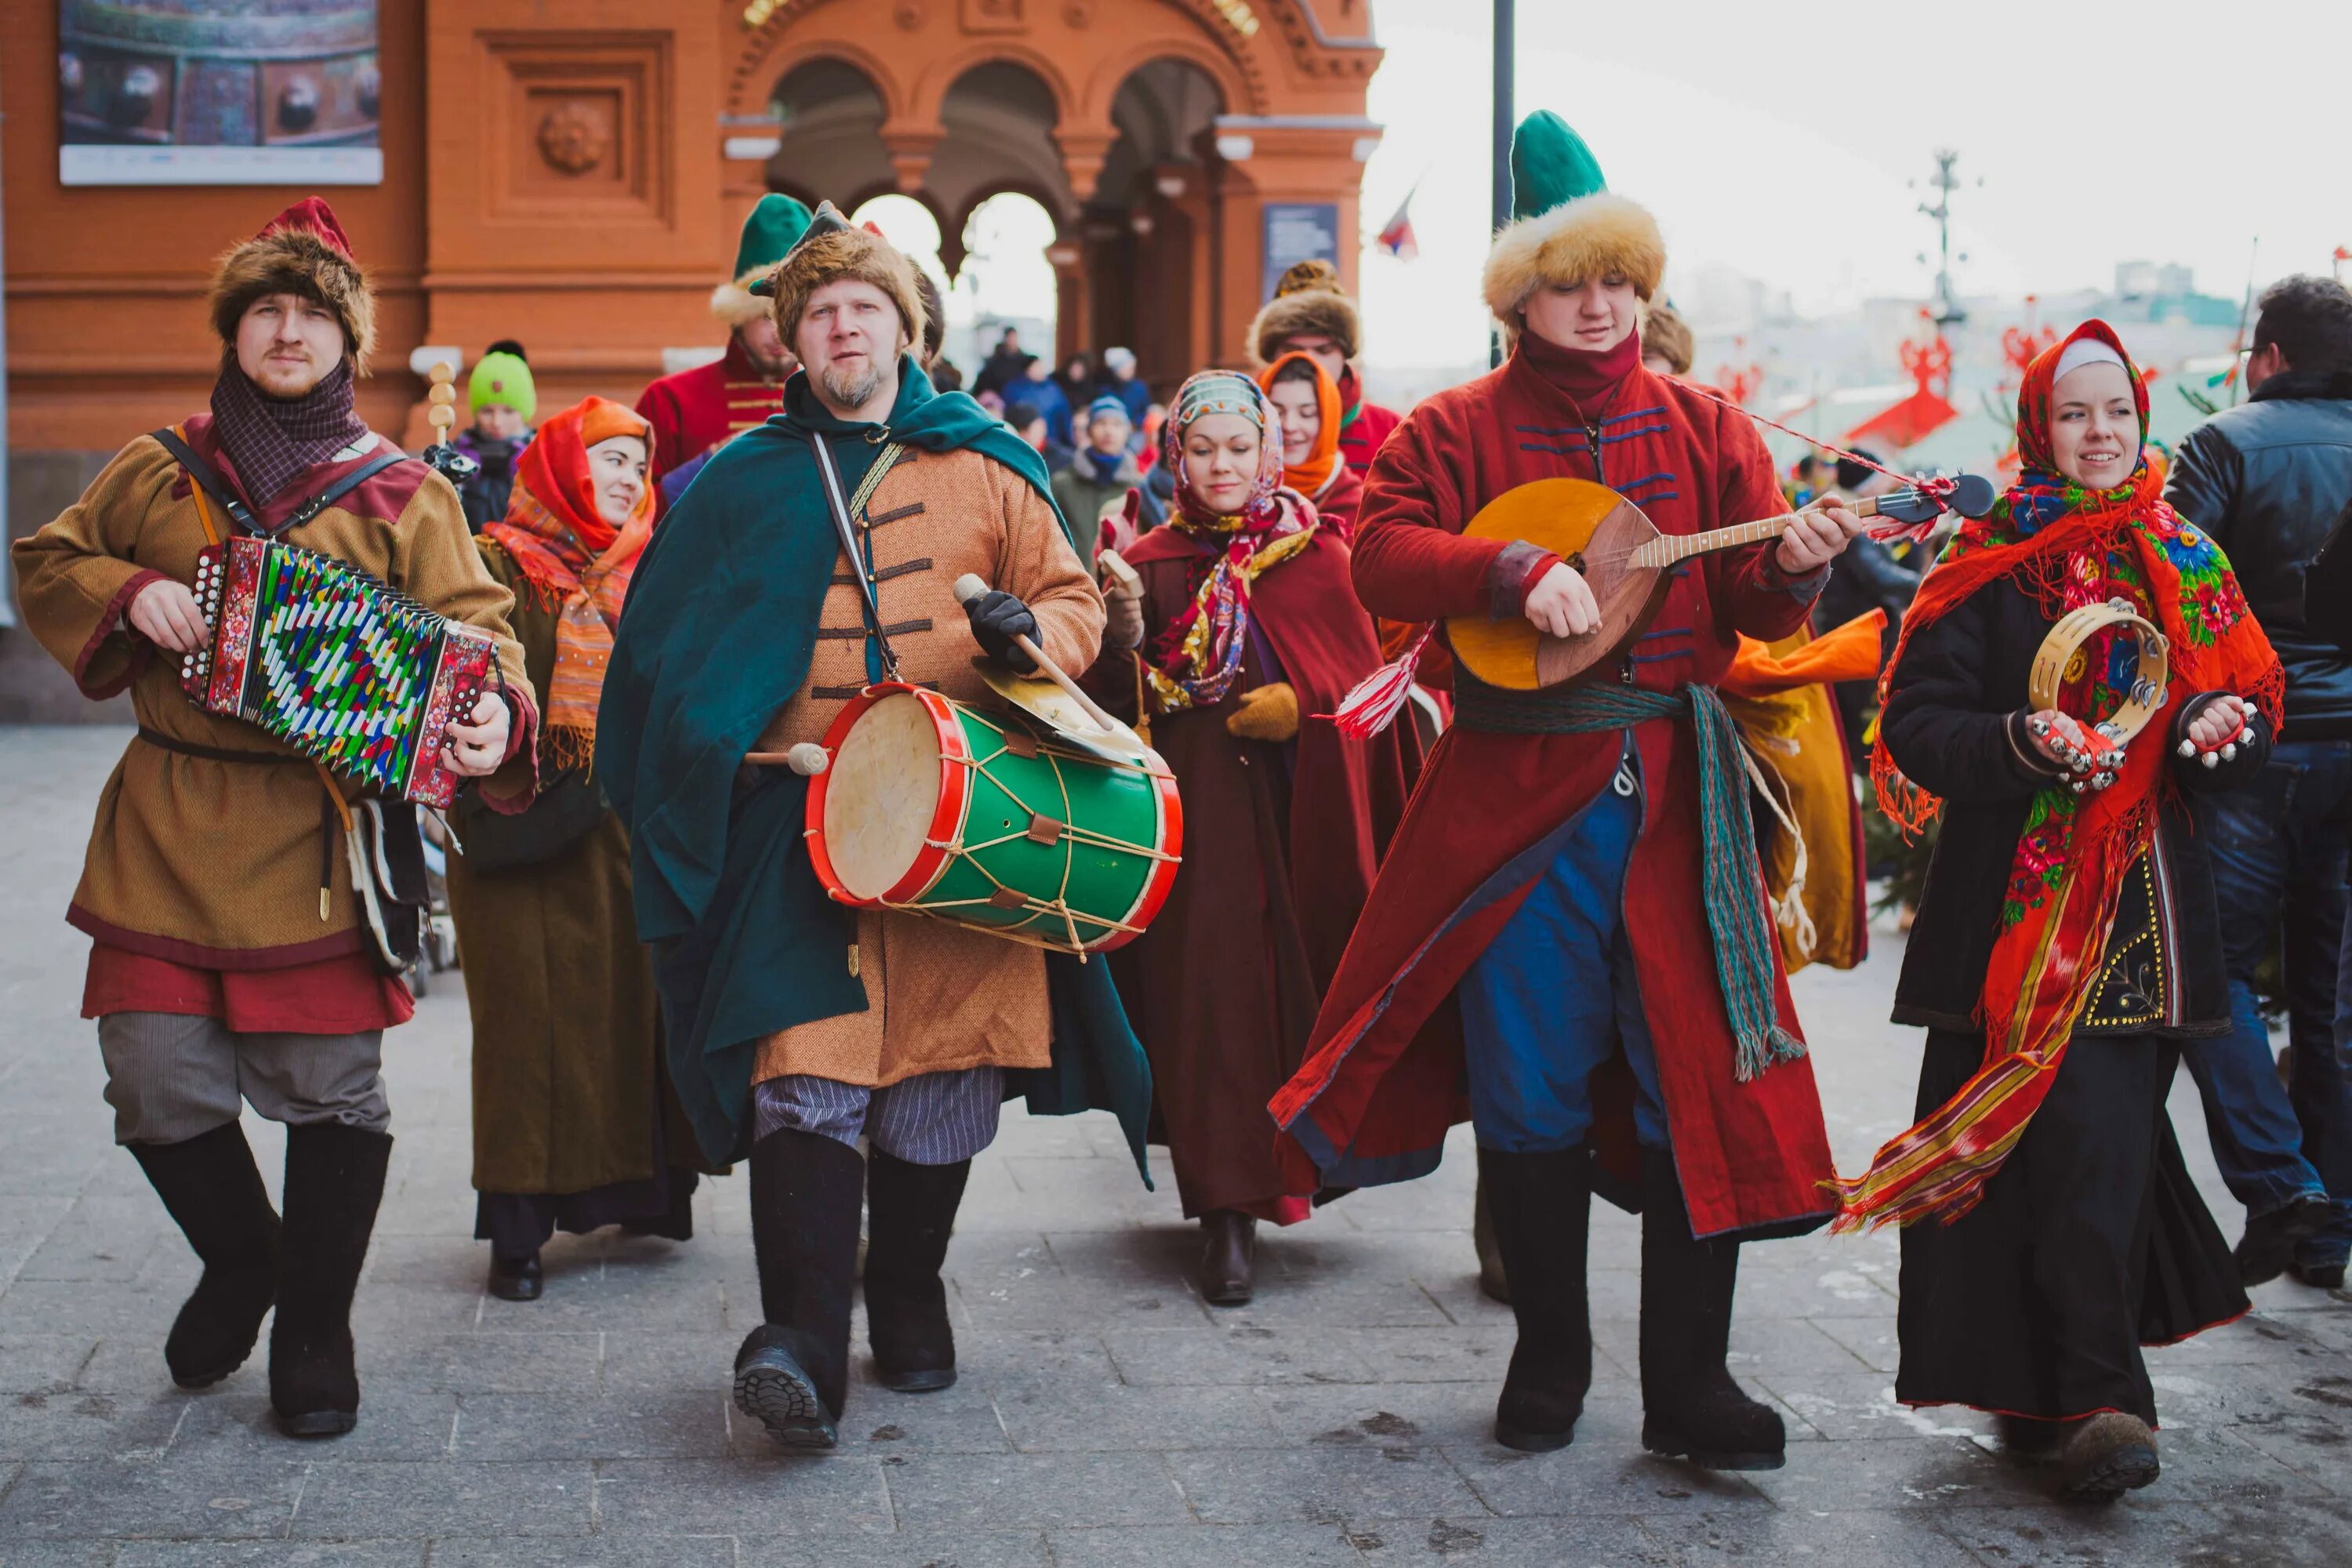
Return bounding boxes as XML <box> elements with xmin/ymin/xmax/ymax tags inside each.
<box><xmin>206</xmin><ymin>196</ymin><xmax>375</xmax><ymax>369</ymax></box>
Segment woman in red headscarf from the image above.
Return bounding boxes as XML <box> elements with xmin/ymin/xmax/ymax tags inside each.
<box><xmin>1083</xmin><ymin>371</ymin><xmax>1414</xmax><ymax>1305</ymax></box>
<box><xmin>1259</xmin><ymin>351</ymin><xmax>1363</xmax><ymax>538</ymax></box>
<box><xmin>1853</xmin><ymin>321</ymin><xmax>2283</xmax><ymax>1501</ymax></box>
<box><xmin>447</xmin><ymin>396</ymin><xmax>721</xmax><ymax>1301</ymax></box>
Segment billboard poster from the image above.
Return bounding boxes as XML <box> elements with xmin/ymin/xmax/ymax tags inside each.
<box><xmin>1261</xmin><ymin>201</ymin><xmax>1340</xmax><ymax>303</ymax></box>
<box><xmin>58</xmin><ymin>0</ymin><xmax>383</xmax><ymax>187</ymax></box>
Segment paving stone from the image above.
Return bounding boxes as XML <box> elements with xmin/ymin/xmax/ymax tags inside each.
<box><xmin>991</xmin><ymin>1379</ymin><xmax>1274</xmax><ymax>1453</ymax></box>
<box><xmin>289</xmin><ymin>1462</ymin><xmax>593</xmax><ymax>1539</ymax></box>
<box><xmin>591</xmin><ymin>1457</ymin><xmax>892</xmax><ymax>1537</ymax></box>
<box><xmin>1332</xmin><ymin>1327</ymin><xmax>1515</xmax><ymax>1385</ymax></box>
<box><xmin>168</xmin><ymin>1393</ymin><xmax>456</xmax><ymax>1465</ymax></box>
<box><xmin>1740</xmin><ymin>1435</ymin><xmax>2018</xmax><ymax>1512</ymax></box>
<box><xmin>1254</xmin><ymin>1381</ymin><xmax>1518</xmax><ymax>1453</ymax></box>
<box><xmin>0</xmin><ymin>1339</ymin><xmax>100</xmax><ymax>1396</ymax></box>
<box><xmin>1440</xmin><ymin>1438</ymin><xmax>1769</xmax><ymax>1519</ymax></box>
<box><xmin>1045</xmin><ymin>1521</ymin><xmax>1366</xmax><ymax>1566</ymax></box>
<box><xmin>1098</xmin><ymin>1325</ymin><xmax>1376</xmax><ymax>1388</ymax></box>
<box><xmin>425</xmin><ymin>1538</ymin><xmax>736</xmax><ymax>1567</ymax></box>
<box><xmin>2224</xmin><ymin>1412</ymin><xmax>2352</xmax><ymax>1494</ymax></box>
<box><xmin>1350</xmin><ymin>1515</ymin><xmax>1670</xmax><ymax>1566</ymax></box>
<box><xmin>593</xmin><ymin>1334</ymin><xmax>745</xmax><ymax>1398</ymax></box>
<box><xmin>1803</xmin><ymin>1313</ymin><xmax>1902</xmax><ymax>1374</ymax></box>
<box><xmin>1751</xmin><ymin>1370</ymin><xmax>1992</xmax><ymax>1444</ymax></box>
<box><xmin>1164</xmin><ymin>1446</ymin><xmax>1487</xmax><ymax>1525</ymax></box>
<box><xmin>1937</xmin><ymin>1497</ymin><xmax>2250</xmax><ymax>1566</ymax></box>
<box><xmin>351</xmin><ymin>1334</ymin><xmax>599</xmax><ymax>1396</ymax></box>
<box><xmin>2192</xmin><ymin>1494</ymin><xmax>2352</xmax><ymax>1567</ymax></box>
<box><xmin>0</xmin><ymin>1542</ymin><xmax>118</xmax><ymax>1567</ymax></box>
<box><xmin>0</xmin><ymin>1393</ymin><xmax>183</xmax><ymax>1463</ymax></box>
<box><xmin>448</xmin><ymin>1392</ymin><xmax>728</xmax><ymax>1461</ymax></box>
<box><xmin>114</xmin><ymin>1545</ymin><xmax>425</xmax><ymax>1566</ymax></box>
<box><xmin>818</xmin><ymin>1374</ymin><xmax>1011</xmax><ymax>1457</ymax></box>
<box><xmin>0</xmin><ymin>1457</ymin><xmax>305</xmax><ymax>1540</ymax></box>
<box><xmin>11</xmin><ymin>1203</ymin><xmax>162</xmax><ymax>1286</ymax></box>
<box><xmin>883</xmin><ymin>1451</ymin><xmax>1193</xmax><ymax>1530</ymax></box>
<box><xmin>741</xmin><ymin>1530</ymin><xmax>1050</xmax><ymax>1568</ymax></box>
<box><xmin>1644</xmin><ymin>1506</ymin><xmax>1982</xmax><ymax>1565</ymax></box>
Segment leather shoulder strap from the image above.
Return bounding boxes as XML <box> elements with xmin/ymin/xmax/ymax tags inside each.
<box><xmin>149</xmin><ymin>428</ymin><xmax>414</xmax><ymax>538</ymax></box>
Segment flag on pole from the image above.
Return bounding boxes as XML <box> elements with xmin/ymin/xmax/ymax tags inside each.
<box><xmin>1376</xmin><ymin>183</ymin><xmax>1419</xmax><ymax>261</ymax></box>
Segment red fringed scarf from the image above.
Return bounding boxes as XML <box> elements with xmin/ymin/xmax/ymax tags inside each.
<box><xmin>1834</xmin><ymin>321</ymin><xmax>2284</xmax><ymax>1232</ymax></box>
<box><xmin>481</xmin><ymin>397</ymin><xmax>654</xmax><ymax>768</ymax></box>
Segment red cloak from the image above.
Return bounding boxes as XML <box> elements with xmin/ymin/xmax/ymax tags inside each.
<box><xmin>633</xmin><ymin>336</ymin><xmax>789</xmax><ymax>485</ymax></box>
<box><xmin>1268</xmin><ymin>350</ymin><xmax>1839</xmax><ymax>1240</ymax></box>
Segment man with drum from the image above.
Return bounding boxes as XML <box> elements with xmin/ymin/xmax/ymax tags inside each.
<box><xmin>12</xmin><ymin>198</ymin><xmax>534</xmax><ymax>1439</ymax></box>
<box><xmin>597</xmin><ymin>204</ymin><xmax>1123</xmax><ymax>1450</ymax></box>
<box><xmin>1268</xmin><ymin>114</ymin><xmax>1873</xmax><ymax>1472</ymax></box>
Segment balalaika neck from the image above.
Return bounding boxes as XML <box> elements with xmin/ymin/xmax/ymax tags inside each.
<box><xmin>1626</xmin><ymin>499</ymin><xmax>1882</xmax><ymax>571</ymax></box>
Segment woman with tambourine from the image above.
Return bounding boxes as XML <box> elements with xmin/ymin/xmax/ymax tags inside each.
<box><xmin>1848</xmin><ymin>320</ymin><xmax>2286</xmax><ymax>1502</ymax></box>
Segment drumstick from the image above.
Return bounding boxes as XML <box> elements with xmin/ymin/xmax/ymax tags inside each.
<box><xmin>742</xmin><ymin>742</ymin><xmax>830</xmax><ymax>775</ymax></box>
<box><xmin>953</xmin><ymin>572</ymin><xmax>1125</xmax><ymax>736</ymax></box>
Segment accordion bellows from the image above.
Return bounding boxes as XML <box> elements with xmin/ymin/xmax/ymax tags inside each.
<box><xmin>180</xmin><ymin>536</ymin><xmax>495</xmax><ymax>808</ymax></box>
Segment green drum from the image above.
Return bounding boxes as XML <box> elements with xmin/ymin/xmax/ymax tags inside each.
<box><xmin>805</xmin><ymin>683</ymin><xmax>1183</xmax><ymax>954</ymax></box>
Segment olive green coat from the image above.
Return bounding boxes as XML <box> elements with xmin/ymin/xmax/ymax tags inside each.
<box><xmin>446</xmin><ymin>542</ymin><xmax>713</xmax><ymax>1193</ymax></box>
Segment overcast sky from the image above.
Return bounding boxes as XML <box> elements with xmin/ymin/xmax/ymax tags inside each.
<box><xmin>1355</xmin><ymin>0</ymin><xmax>2350</xmax><ymax>367</ymax></box>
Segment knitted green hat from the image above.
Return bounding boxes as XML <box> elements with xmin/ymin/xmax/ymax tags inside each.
<box><xmin>1483</xmin><ymin>111</ymin><xmax>1667</xmax><ymax>336</ymax></box>
<box><xmin>1511</xmin><ymin>111</ymin><xmax>1610</xmax><ymax>221</ymax></box>
<box><xmin>467</xmin><ymin>347</ymin><xmax>535</xmax><ymax>423</ymax></box>
<box><xmin>713</xmin><ymin>194</ymin><xmax>814</xmax><ymax>325</ymax></box>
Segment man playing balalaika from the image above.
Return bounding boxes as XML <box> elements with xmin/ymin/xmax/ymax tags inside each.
<box><xmin>12</xmin><ymin>198</ymin><xmax>535</xmax><ymax>1439</ymax></box>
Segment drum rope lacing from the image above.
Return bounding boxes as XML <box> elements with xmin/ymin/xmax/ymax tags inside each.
<box><xmin>871</xmin><ymin>708</ymin><xmax>1178</xmax><ymax>956</ymax></box>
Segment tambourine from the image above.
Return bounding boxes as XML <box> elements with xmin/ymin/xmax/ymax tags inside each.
<box><xmin>2024</xmin><ymin>599</ymin><xmax>2170</xmax><ymax>793</ymax></box>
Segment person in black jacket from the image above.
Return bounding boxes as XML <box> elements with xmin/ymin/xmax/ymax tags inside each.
<box><xmin>2164</xmin><ymin>274</ymin><xmax>2352</xmax><ymax>1290</ymax></box>
<box><xmin>1851</xmin><ymin>321</ymin><xmax>2284</xmax><ymax>1503</ymax></box>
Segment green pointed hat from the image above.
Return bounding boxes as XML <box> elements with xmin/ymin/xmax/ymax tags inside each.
<box><xmin>712</xmin><ymin>193</ymin><xmax>813</xmax><ymax>325</ymax></box>
<box><xmin>1511</xmin><ymin>111</ymin><xmax>1610</xmax><ymax>221</ymax></box>
<box><xmin>1484</xmin><ymin>111</ymin><xmax>1665</xmax><ymax>337</ymax></box>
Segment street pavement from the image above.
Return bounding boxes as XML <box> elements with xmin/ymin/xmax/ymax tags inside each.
<box><xmin>2</xmin><ymin>723</ymin><xmax>2348</xmax><ymax>1567</ymax></box>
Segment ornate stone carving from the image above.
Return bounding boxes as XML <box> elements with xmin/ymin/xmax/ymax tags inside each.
<box><xmin>960</xmin><ymin>0</ymin><xmax>1025</xmax><ymax>33</ymax></box>
<box><xmin>536</xmin><ymin>100</ymin><xmax>611</xmax><ymax>174</ymax></box>
<box><xmin>893</xmin><ymin>1</ymin><xmax>924</xmax><ymax>27</ymax></box>
<box><xmin>1063</xmin><ymin>0</ymin><xmax>1095</xmax><ymax>25</ymax></box>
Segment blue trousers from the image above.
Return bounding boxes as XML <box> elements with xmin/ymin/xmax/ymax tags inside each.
<box><xmin>2194</xmin><ymin>739</ymin><xmax>2352</xmax><ymax>1264</ymax></box>
<box><xmin>1459</xmin><ymin>749</ymin><xmax>1669</xmax><ymax>1154</ymax></box>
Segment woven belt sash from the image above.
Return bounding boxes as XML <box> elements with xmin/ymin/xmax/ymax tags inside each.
<box><xmin>1454</xmin><ymin>673</ymin><xmax>1806</xmax><ymax>1083</ymax></box>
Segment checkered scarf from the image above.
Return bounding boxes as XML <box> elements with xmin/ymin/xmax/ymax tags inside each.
<box><xmin>209</xmin><ymin>360</ymin><xmax>369</xmax><ymax>506</ymax></box>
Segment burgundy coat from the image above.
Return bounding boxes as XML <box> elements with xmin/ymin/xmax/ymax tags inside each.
<box><xmin>1267</xmin><ymin>350</ymin><xmax>1840</xmax><ymax>1240</ymax></box>
<box><xmin>1091</xmin><ymin>517</ymin><xmax>1415</xmax><ymax>1218</ymax></box>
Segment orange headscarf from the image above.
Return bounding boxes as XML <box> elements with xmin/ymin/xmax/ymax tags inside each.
<box><xmin>1258</xmin><ymin>351</ymin><xmax>1343</xmax><ymax>499</ymax></box>
<box><xmin>481</xmin><ymin>396</ymin><xmax>655</xmax><ymax>765</ymax></box>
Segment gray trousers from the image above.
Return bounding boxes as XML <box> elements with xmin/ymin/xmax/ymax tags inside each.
<box><xmin>97</xmin><ymin>1011</ymin><xmax>390</xmax><ymax>1146</ymax></box>
<box><xmin>750</xmin><ymin>1067</ymin><xmax>1003</xmax><ymax>1165</ymax></box>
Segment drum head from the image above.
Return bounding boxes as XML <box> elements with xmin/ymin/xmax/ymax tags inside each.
<box><xmin>822</xmin><ymin>691</ymin><xmax>946</xmax><ymax>901</ymax></box>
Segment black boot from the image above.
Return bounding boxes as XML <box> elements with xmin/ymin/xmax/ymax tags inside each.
<box><xmin>737</xmin><ymin>1127</ymin><xmax>865</xmax><ymax>1449</ymax></box>
<box><xmin>129</xmin><ymin>1123</ymin><xmax>281</xmax><ymax>1389</ymax></box>
<box><xmin>487</xmin><ymin>1250</ymin><xmax>543</xmax><ymax>1301</ymax></box>
<box><xmin>864</xmin><ymin>1149</ymin><xmax>969</xmax><ymax>1392</ymax></box>
<box><xmin>270</xmin><ymin>1122</ymin><xmax>392</xmax><ymax>1438</ymax></box>
<box><xmin>1478</xmin><ymin>1145</ymin><xmax>1592</xmax><ymax>1452</ymax></box>
<box><xmin>1199</xmin><ymin>1210</ymin><xmax>1257</xmax><ymax>1306</ymax></box>
<box><xmin>1638</xmin><ymin>1147</ymin><xmax>1784</xmax><ymax>1470</ymax></box>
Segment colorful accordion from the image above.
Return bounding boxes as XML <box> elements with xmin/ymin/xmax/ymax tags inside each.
<box><xmin>178</xmin><ymin>535</ymin><xmax>496</xmax><ymax>808</ymax></box>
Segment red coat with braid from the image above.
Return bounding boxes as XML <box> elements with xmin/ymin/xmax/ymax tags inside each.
<box><xmin>1268</xmin><ymin>347</ymin><xmax>1840</xmax><ymax>1240</ymax></box>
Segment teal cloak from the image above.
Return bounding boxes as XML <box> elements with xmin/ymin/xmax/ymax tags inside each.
<box><xmin>597</xmin><ymin>358</ymin><xmax>1153</xmax><ymax>1177</ymax></box>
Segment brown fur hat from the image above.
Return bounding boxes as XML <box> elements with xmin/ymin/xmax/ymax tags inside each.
<box><xmin>1640</xmin><ymin>300</ymin><xmax>1694</xmax><ymax>376</ymax></box>
<box><xmin>763</xmin><ymin>203</ymin><xmax>927</xmax><ymax>360</ymax></box>
<box><xmin>1247</xmin><ymin>258</ymin><xmax>1361</xmax><ymax>368</ymax></box>
<box><xmin>1482</xmin><ymin>192</ymin><xmax>1666</xmax><ymax>344</ymax></box>
<box><xmin>206</xmin><ymin>196</ymin><xmax>374</xmax><ymax>369</ymax></box>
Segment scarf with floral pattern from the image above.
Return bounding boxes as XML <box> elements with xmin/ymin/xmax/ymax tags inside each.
<box><xmin>1835</xmin><ymin>320</ymin><xmax>2283</xmax><ymax>1231</ymax></box>
<box><xmin>1145</xmin><ymin>372</ymin><xmax>1319</xmax><ymax>715</ymax></box>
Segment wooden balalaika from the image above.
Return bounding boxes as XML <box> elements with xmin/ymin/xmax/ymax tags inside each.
<box><xmin>1446</xmin><ymin>474</ymin><xmax>1998</xmax><ymax>690</ymax></box>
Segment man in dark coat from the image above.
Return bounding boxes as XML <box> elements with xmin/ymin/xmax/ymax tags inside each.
<box><xmin>2165</xmin><ymin>274</ymin><xmax>2352</xmax><ymax>1290</ymax></box>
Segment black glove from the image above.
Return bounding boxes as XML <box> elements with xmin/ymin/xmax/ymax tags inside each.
<box><xmin>965</xmin><ymin>590</ymin><xmax>1040</xmax><ymax>673</ymax></box>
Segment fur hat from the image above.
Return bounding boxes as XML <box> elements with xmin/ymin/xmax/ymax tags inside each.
<box><xmin>207</xmin><ymin>196</ymin><xmax>374</xmax><ymax>368</ymax></box>
<box><xmin>756</xmin><ymin>201</ymin><xmax>927</xmax><ymax>359</ymax></box>
<box><xmin>1247</xmin><ymin>259</ymin><xmax>1361</xmax><ymax>368</ymax></box>
<box><xmin>712</xmin><ymin>194</ymin><xmax>814</xmax><ymax>326</ymax></box>
<box><xmin>1482</xmin><ymin>113</ymin><xmax>1666</xmax><ymax>342</ymax></box>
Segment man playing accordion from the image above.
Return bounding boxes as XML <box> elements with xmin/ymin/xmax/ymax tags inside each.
<box><xmin>12</xmin><ymin>198</ymin><xmax>535</xmax><ymax>1439</ymax></box>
